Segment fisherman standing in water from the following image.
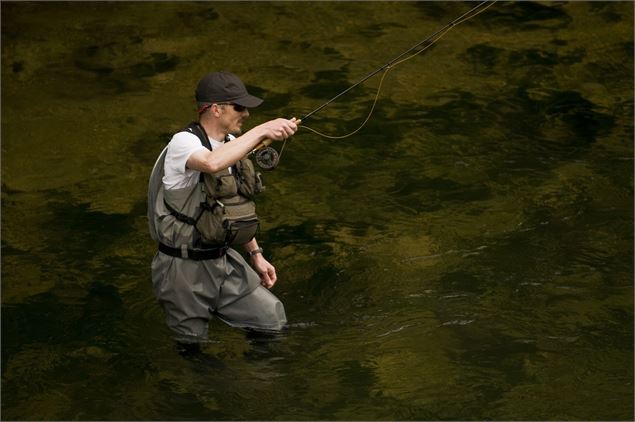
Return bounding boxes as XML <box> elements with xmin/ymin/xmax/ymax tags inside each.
<box><xmin>148</xmin><ymin>71</ymin><xmax>298</xmax><ymax>352</ymax></box>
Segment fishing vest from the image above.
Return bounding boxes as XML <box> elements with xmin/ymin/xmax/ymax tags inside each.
<box><xmin>149</xmin><ymin>122</ymin><xmax>265</xmax><ymax>257</ymax></box>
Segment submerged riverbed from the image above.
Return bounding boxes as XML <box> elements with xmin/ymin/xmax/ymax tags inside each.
<box><xmin>2</xmin><ymin>2</ymin><xmax>633</xmax><ymax>420</ymax></box>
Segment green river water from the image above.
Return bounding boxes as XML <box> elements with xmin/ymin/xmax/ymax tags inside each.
<box><xmin>1</xmin><ymin>1</ymin><xmax>633</xmax><ymax>420</ymax></box>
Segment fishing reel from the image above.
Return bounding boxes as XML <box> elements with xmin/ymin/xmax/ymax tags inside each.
<box><xmin>254</xmin><ymin>146</ymin><xmax>280</xmax><ymax>170</ymax></box>
<box><xmin>252</xmin><ymin>118</ymin><xmax>301</xmax><ymax>170</ymax></box>
<box><xmin>252</xmin><ymin>139</ymin><xmax>280</xmax><ymax>170</ymax></box>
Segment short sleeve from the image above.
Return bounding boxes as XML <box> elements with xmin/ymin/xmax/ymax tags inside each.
<box><xmin>162</xmin><ymin>131</ymin><xmax>207</xmax><ymax>190</ymax></box>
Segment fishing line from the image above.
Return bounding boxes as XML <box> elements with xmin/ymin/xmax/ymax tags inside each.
<box><xmin>298</xmin><ymin>0</ymin><xmax>497</xmax><ymax>139</ymax></box>
<box><xmin>257</xmin><ymin>0</ymin><xmax>497</xmax><ymax>168</ymax></box>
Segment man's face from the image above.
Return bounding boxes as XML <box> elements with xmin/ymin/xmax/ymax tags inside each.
<box><xmin>218</xmin><ymin>103</ymin><xmax>249</xmax><ymax>136</ymax></box>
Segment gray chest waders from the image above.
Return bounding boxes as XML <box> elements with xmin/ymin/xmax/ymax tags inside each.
<box><xmin>148</xmin><ymin>127</ymin><xmax>286</xmax><ymax>340</ymax></box>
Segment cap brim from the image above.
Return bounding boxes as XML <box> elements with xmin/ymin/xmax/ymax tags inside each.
<box><xmin>233</xmin><ymin>94</ymin><xmax>263</xmax><ymax>108</ymax></box>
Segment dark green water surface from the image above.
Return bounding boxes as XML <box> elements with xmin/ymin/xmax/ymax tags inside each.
<box><xmin>2</xmin><ymin>2</ymin><xmax>633</xmax><ymax>420</ymax></box>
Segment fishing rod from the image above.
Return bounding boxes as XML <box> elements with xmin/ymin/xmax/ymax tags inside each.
<box><xmin>253</xmin><ymin>0</ymin><xmax>497</xmax><ymax>170</ymax></box>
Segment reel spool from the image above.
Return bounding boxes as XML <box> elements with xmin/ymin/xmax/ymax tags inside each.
<box><xmin>252</xmin><ymin>118</ymin><xmax>300</xmax><ymax>170</ymax></box>
<box><xmin>254</xmin><ymin>146</ymin><xmax>280</xmax><ymax>170</ymax></box>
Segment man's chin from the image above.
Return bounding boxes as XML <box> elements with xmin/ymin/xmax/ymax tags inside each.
<box><xmin>231</xmin><ymin>124</ymin><xmax>243</xmax><ymax>137</ymax></box>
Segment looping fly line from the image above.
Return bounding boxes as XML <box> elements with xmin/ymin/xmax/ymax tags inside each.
<box><xmin>296</xmin><ymin>0</ymin><xmax>497</xmax><ymax>141</ymax></box>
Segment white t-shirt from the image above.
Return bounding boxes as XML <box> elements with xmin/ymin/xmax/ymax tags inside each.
<box><xmin>162</xmin><ymin>131</ymin><xmax>228</xmax><ymax>190</ymax></box>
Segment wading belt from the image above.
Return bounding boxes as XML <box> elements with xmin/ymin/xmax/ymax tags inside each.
<box><xmin>158</xmin><ymin>242</ymin><xmax>227</xmax><ymax>260</ymax></box>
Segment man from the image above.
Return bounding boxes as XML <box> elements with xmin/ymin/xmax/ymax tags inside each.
<box><xmin>148</xmin><ymin>71</ymin><xmax>298</xmax><ymax>348</ymax></box>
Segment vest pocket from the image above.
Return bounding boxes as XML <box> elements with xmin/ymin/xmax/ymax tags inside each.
<box><xmin>195</xmin><ymin>202</ymin><xmax>226</xmax><ymax>246</ymax></box>
<box><xmin>196</xmin><ymin>198</ymin><xmax>259</xmax><ymax>246</ymax></box>
<box><xmin>224</xmin><ymin>218</ymin><xmax>259</xmax><ymax>245</ymax></box>
<box><xmin>236</xmin><ymin>158</ymin><xmax>264</xmax><ymax>198</ymax></box>
<box><xmin>203</xmin><ymin>172</ymin><xmax>237</xmax><ymax>199</ymax></box>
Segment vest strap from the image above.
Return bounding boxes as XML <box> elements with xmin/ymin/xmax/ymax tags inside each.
<box><xmin>164</xmin><ymin>199</ymin><xmax>203</xmax><ymax>226</ymax></box>
<box><xmin>158</xmin><ymin>242</ymin><xmax>227</xmax><ymax>260</ymax></box>
<box><xmin>186</xmin><ymin>122</ymin><xmax>212</xmax><ymax>184</ymax></box>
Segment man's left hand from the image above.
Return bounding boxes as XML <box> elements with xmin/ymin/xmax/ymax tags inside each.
<box><xmin>251</xmin><ymin>255</ymin><xmax>277</xmax><ymax>288</ymax></box>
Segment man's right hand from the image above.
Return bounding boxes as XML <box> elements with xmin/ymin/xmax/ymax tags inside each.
<box><xmin>257</xmin><ymin>117</ymin><xmax>298</xmax><ymax>141</ymax></box>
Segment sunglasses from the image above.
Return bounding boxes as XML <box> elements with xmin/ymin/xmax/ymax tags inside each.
<box><xmin>198</xmin><ymin>103</ymin><xmax>247</xmax><ymax>114</ymax></box>
<box><xmin>218</xmin><ymin>103</ymin><xmax>247</xmax><ymax>112</ymax></box>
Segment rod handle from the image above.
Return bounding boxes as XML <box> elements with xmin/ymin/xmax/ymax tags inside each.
<box><xmin>253</xmin><ymin>118</ymin><xmax>301</xmax><ymax>151</ymax></box>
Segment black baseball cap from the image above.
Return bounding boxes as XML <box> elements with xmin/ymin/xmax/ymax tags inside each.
<box><xmin>195</xmin><ymin>71</ymin><xmax>263</xmax><ymax>108</ymax></box>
